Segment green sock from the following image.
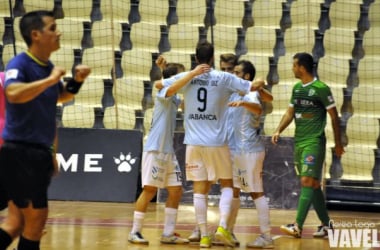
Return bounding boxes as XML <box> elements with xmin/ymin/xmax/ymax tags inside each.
<box><xmin>312</xmin><ymin>188</ymin><xmax>330</xmax><ymax>226</ymax></box>
<box><xmin>295</xmin><ymin>187</ymin><xmax>314</xmax><ymax>229</ymax></box>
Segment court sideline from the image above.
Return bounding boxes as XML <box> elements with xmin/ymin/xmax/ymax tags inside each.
<box><xmin>1</xmin><ymin>201</ymin><xmax>379</xmax><ymax>250</ymax></box>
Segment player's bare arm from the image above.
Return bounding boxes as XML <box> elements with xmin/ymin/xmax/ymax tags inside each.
<box><xmin>5</xmin><ymin>66</ymin><xmax>66</xmax><ymax>103</ymax></box>
<box><xmin>155</xmin><ymin>55</ymin><xmax>167</xmax><ymax>70</ymax></box>
<box><xmin>152</xmin><ymin>56</ymin><xmax>167</xmax><ymax>91</ymax></box>
<box><xmin>271</xmin><ymin>106</ymin><xmax>294</xmax><ymax>144</ymax></box>
<box><xmin>73</xmin><ymin>64</ymin><xmax>91</xmax><ymax>82</ymax></box>
<box><xmin>250</xmin><ymin>78</ymin><xmax>265</xmax><ymax>91</ymax></box>
<box><xmin>166</xmin><ymin>64</ymin><xmax>210</xmax><ymax>97</ymax></box>
<box><xmin>258</xmin><ymin>88</ymin><xmax>273</xmax><ymax>102</ymax></box>
<box><xmin>154</xmin><ymin>80</ymin><xmax>164</xmax><ymax>90</ymax></box>
<box><xmin>250</xmin><ymin>77</ymin><xmax>273</xmax><ymax>102</ymax></box>
<box><xmin>327</xmin><ymin>107</ymin><xmax>345</xmax><ymax>157</ymax></box>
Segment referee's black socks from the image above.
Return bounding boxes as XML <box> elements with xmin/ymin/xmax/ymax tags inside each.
<box><xmin>0</xmin><ymin>228</ymin><xmax>12</xmax><ymax>250</ymax></box>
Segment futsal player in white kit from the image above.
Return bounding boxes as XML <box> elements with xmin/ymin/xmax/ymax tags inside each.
<box><xmin>162</xmin><ymin>41</ymin><xmax>264</xmax><ymax>248</ymax></box>
<box><xmin>128</xmin><ymin>57</ymin><xmax>189</xmax><ymax>245</ymax></box>
<box><xmin>228</xmin><ymin>60</ymin><xmax>274</xmax><ymax>248</ymax></box>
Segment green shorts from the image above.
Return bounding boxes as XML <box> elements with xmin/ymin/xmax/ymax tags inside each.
<box><xmin>294</xmin><ymin>142</ymin><xmax>326</xmax><ymax>180</ymax></box>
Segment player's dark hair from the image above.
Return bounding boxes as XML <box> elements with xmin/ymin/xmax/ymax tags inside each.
<box><xmin>163</xmin><ymin>63</ymin><xmax>185</xmax><ymax>78</ymax></box>
<box><xmin>293</xmin><ymin>52</ymin><xmax>315</xmax><ymax>75</ymax></box>
<box><xmin>20</xmin><ymin>10</ymin><xmax>55</xmax><ymax>47</ymax></box>
<box><xmin>237</xmin><ymin>60</ymin><xmax>256</xmax><ymax>81</ymax></box>
<box><xmin>196</xmin><ymin>41</ymin><xmax>214</xmax><ymax>64</ymax></box>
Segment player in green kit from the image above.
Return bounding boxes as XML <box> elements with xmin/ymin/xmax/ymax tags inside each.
<box><xmin>271</xmin><ymin>52</ymin><xmax>344</xmax><ymax>238</ymax></box>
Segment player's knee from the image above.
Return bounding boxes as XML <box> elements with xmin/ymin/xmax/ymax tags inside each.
<box><xmin>300</xmin><ymin>176</ymin><xmax>314</xmax><ymax>187</ymax></box>
<box><xmin>233</xmin><ymin>187</ymin><xmax>240</xmax><ymax>198</ymax></box>
<box><xmin>167</xmin><ymin>186</ymin><xmax>183</xmax><ymax>197</ymax></box>
<box><xmin>219</xmin><ymin>179</ymin><xmax>233</xmax><ymax>188</ymax></box>
<box><xmin>312</xmin><ymin>180</ymin><xmax>321</xmax><ymax>189</ymax></box>
<box><xmin>143</xmin><ymin>185</ymin><xmax>158</xmax><ymax>195</ymax></box>
<box><xmin>193</xmin><ymin>181</ymin><xmax>211</xmax><ymax>194</ymax></box>
<box><xmin>251</xmin><ymin>192</ymin><xmax>264</xmax><ymax>200</ymax></box>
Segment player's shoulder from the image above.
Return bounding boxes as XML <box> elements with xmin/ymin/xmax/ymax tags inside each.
<box><xmin>212</xmin><ymin>69</ymin><xmax>232</xmax><ymax>80</ymax></box>
<box><xmin>312</xmin><ymin>79</ymin><xmax>330</xmax><ymax>89</ymax></box>
<box><xmin>293</xmin><ymin>81</ymin><xmax>303</xmax><ymax>89</ymax></box>
<box><xmin>7</xmin><ymin>52</ymin><xmax>30</xmax><ymax>67</ymax></box>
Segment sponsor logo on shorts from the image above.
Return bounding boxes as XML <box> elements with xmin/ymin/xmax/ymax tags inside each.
<box><xmin>152</xmin><ymin>166</ymin><xmax>159</xmax><ymax>179</ymax></box>
<box><xmin>304</xmin><ymin>154</ymin><xmax>315</xmax><ymax>165</ymax></box>
<box><xmin>186</xmin><ymin>164</ymin><xmax>199</xmax><ymax>170</ymax></box>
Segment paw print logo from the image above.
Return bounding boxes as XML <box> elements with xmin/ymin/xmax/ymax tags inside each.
<box><xmin>114</xmin><ymin>152</ymin><xmax>136</xmax><ymax>172</ymax></box>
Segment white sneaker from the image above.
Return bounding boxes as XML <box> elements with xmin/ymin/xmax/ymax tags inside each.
<box><xmin>280</xmin><ymin>223</ymin><xmax>302</xmax><ymax>238</ymax></box>
<box><xmin>246</xmin><ymin>234</ymin><xmax>274</xmax><ymax>249</ymax></box>
<box><xmin>160</xmin><ymin>233</ymin><xmax>189</xmax><ymax>244</ymax></box>
<box><xmin>128</xmin><ymin>232</ymin><xmax>149</xmax><ymax>245</ymax></box>
<box><xmin>313</xmin><ymin>224</ymin><xmax>333</xmax><ymax>238</ymax></box>
<box><xmin>188</xmin><ymin>229</ymin><xmax>201</xmax><ymax>242</ymax></box>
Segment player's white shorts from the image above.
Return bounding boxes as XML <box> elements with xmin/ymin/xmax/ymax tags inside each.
<box><xmin>141</xmin><ymin>151</ymin><xmax>183</xmax><ymax>188</ymax></box>
<box><xmin>233</xmin><ymin>151</ymin><xmax>265</xmax><ymax>193</ymax></box>
<box><xmin>185</xmin><ymin>145</ymin><xmax>232</xmax><ymax>182</ymax></box>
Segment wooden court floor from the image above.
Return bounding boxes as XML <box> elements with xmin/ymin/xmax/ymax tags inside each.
<box><xmin>0</xmin><ymin>201</ymin><xmax>379</xmax><ymax>250</ymax></box>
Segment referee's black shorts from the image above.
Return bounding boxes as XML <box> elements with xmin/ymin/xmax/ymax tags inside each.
<box><xmin>0</xmin><ymin>184</ymin><xmax>7</xmax><ymax>210</ymax></box>
<box><xmin>0</xmin><ymin>141</ymin><xmax>54</xmax><ymax>209</ymax></box>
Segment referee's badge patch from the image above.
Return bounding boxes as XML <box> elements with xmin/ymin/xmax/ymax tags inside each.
<box><xmin>5</xmin><ymin>69</ymin><xmax>18</xmax><ymax>80</ymax></box>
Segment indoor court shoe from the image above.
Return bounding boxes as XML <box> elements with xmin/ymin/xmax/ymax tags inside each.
<box><xmin>214</xmin><ymin>226</ymin><xmax>235</xmax><ymax>247</ymax></box>
<box><xmin>199</xmin><ymin>236</ymin><xmax>212</xmax><ymax>248</ymax></box>
<box><xmin>280</xmin><ymin>223</ymin><xmax>302</xmax><ymax>238</ymax></box>
<box><xmin>211</xmin><ymin>234</ymin><xmax>224</xmax><ymax>246</ymax></box>
<box><xmin>160</xmin><ymin>232</ymin><xmax>189</xmax><ymax>244</ymax></box>
<box><xmin>188</xmin><ymin>228</ymin><xmax>201</xmax><ymax>242</ymax></box>
<box><xmin>128</xmin><ymin>232</ymin><xmax>149</xmax><ymax>245</ymax></box>
<box><xmin>313</xmin><ymin>224</ymin><xmax>333</xmax><ymax>238</ymax></box>
<box><xmin>212</xmin><ymin>232</ymin><xmax>240</xmax><ymax>246</ymax></box>
<box><xmin>246</xmin><ymin>234</ymin><xmax>274</xmax><ymax>249</ymax></box>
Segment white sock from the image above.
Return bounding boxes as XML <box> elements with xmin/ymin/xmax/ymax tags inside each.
<box><xmin>194</xmin><ymin>193</ymin><xmax>208</xmax><ymax>237</ymax></box>
<box><xmin>227</xmin><ymin>197</ymin><xmax>240</xmax><ymax>231</ymax></box>
<box><xmin>131</xmin><ymin>211</ymin><xmax>145</xmax><ymax>234</ymax></box>
<box><xmin>219</xmin><ymin>187</ymin><xmax>233</xmax><ymax>228</ymax></box>
<box><xmin>163</xmin><ymin>207</ymin><xmax>178</xmax><ymax>236</ymax></box>
<box><xmin>254</xmin><ymin>196</ymin><xmax>271</xmax><ymax>237</ymax></box>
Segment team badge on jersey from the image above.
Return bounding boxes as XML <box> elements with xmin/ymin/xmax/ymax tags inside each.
<box><xmin>308</xmin><ymin>88</ymin><xmax>316</xmax><ymax>96</ymax></box>
<box><xmin>5</xmin><ymin>69</ymin><xmax>18</xmax><ymax>80</ymax></box>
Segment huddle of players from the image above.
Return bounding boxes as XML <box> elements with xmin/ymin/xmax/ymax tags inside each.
<box><xmin>128</xmin><ymin>41</ymin><xmax>275</xmax><ymax>249</ymax></box>
<box><xmin>129</xmin><ymin>41</ymin><xmax>341</xmax><ymax>248</ymax></box>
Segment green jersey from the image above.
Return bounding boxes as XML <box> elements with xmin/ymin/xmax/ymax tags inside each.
<box><xmin>290</xmin><ymin>79</ymin><xmax>336</xmax><ymax>144</ymax></box>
